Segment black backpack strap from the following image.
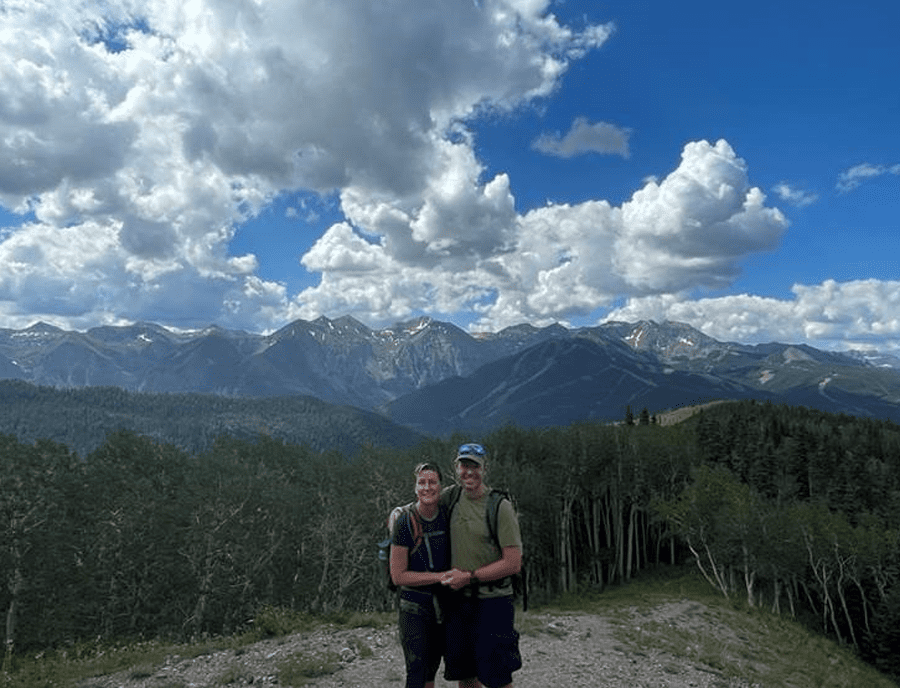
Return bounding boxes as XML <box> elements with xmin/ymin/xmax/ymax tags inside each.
<box><xmin>486</xmin><ymin>489</ymin><xmax>528</xmax><ymax>610</ymax></box>
<box><xmin>486</xmin><ymin>488</ymin><xmax>514</xmax><ymax>548</ymax></box>
<box><xmin>444</xmin><ymin>485</ymin><xmax>506</xmax><ymax>545</ymax></box>
<box><xmin>393</xmin><ymin>503</ymin><xmax>425</xmax><ymax>555</ymax></box>
<box><xmin>407</xmin><ymin>504</ymin><xmax>424</xmax><ymax>556</ymax></box>
<box><xmin>441</xmin><ymin>484</ymin><xmax>463</xmax><ymax>518</ymax></box>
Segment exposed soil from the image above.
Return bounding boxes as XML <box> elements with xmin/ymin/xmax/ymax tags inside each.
<box><xmin>81</xmin><ymin>602</ymin><xmax>762</xmax><ymax>688</ymax></box>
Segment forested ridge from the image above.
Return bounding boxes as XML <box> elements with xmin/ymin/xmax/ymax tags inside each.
<box><xmin>0</xmin><ymin>380</ymin><xmax>423</xmax><ymax>456</ymax></box>
<box><xmin>1</xmin><ymin>400</ymin><xmax>899</xmax><ymax>680</ymax></box>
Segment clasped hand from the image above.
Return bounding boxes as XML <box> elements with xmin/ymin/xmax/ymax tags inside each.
<box><xmin>440</xmin><ymin>568</ymin><xmax>471</xmax><ymax>591</ymax></box>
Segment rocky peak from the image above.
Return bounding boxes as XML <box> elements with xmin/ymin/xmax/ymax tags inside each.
<box><xmin>619</xmin><ymin>320</ymin><xmax>722</xmax><ymax>360</ymax></box>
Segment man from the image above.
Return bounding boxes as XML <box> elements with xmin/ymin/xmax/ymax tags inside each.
<box><xmin>441</xmin><ymin>443</ymin><xmax>522</xmax><ymax>688</ymax></box>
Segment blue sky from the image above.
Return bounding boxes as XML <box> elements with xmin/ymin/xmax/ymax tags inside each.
<box><xmin>0</xmin><ymin>0</ymin><xmax>898</xmax><ymax>353</ymax></box>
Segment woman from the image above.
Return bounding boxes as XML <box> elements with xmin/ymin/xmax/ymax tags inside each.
<box><xmin>390</xmin><ymin>462</ymin><xmax>451</xmax><ymax>688</ymax></box>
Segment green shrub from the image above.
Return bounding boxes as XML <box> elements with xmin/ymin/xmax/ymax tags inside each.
<box><xmin>277</xmin><ymin>651</ymin><xmax>341</xmax><ymax>687</ymax></box>
<box><xmin>251</xmin><ymin>606</ymin><xmax>317</xmax><ymax>638</ymax></box>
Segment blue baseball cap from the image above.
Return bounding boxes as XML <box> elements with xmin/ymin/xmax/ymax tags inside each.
<box><xmin>455</xmin><ymin>442</ymin><xmax>486</xmax><ymax>466</ymax></box>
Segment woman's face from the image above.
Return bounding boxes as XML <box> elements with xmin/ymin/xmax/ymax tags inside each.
<box><xmin>415</xmin><ymin>469</ymin><xmax>441</xmax><ymax>506</ymax></box>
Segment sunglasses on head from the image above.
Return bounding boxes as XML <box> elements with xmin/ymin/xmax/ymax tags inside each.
<box><xmin>457</xmin><ymin>443</ymin><xmax>486</xmax><ymax>457</ymax></box>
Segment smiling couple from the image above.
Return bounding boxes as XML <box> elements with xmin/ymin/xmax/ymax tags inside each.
<box><xmin>389</xmin><ymin>443</ymin><xmax>523</xmax><ymax>688</ymax></box>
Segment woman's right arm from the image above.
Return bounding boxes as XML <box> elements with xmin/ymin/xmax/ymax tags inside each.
<box><xmin>390</xmin><ymin>544</ymin><xmax>444</xmax><ymax>587</ymax></box>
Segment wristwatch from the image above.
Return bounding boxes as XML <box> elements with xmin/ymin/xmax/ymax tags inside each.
<box><xmin>469</xmin><ymin>570</ymin><xmax>479</xmax><ymax>585</ymax></box>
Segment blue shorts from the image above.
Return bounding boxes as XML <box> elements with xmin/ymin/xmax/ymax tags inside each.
<box><xmin>398</xmin><ymin>592</ymin><xmax>445</xmax><ymax>688</ymax></box>
<box><xmin>443</xmin><ymin>595</ymin><xmax>521</xmax><ymax>688</ymax></box>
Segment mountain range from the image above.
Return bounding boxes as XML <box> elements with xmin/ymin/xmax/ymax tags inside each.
<box><xmin>2</xmin><ymin>316</ymin><xmax>900</xmax><ymax>439</ymax></box>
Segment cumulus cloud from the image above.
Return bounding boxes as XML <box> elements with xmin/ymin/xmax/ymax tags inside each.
<box><xmin>297</xmin><ymin>138</ymin><xmax>789</xmax><ymax>332</ymax></box>
<box><xmin>1</xmin><ymin>0</ymin><xmax>893</xmax><ymax>356</ymax></box>
<box><xmin>604</xmin><ymin>279</ymin><xmax>900</xmax><ymax>352</ymax></box>
<box><xmin>837</xmin><ymin>163</ymin><xmax>900</xmax><ymax>193</ymax></box>
<box><xmin>613</xmin><ymin>140</ymin><xmax>787</xmax><ymax>295</ymax></box>
<box><xmin>0</xmin><ymin>0</ymin><xmax>612</xmax><ymax>330</ymax></box>
<box><xmin>532</xmin><ymin>117</ymin><xmax>631</xmax><ymax>158</ymax></box>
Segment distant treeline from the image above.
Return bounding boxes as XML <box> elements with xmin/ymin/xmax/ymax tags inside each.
<box><xmin>0</xmin><ymin>379</ymin><xmax>423</xmax><ymax>456</ymax></box>
<box><xmin>1</xmin><ymin>400</ymin><xmax>899</xmax><ymax>679</ymax></box>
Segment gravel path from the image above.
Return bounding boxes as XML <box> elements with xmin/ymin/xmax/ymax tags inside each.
<box><xmin>83</xmin><ymin>602</ymin><xmax>761</xmax><ymax>688</ymax></box>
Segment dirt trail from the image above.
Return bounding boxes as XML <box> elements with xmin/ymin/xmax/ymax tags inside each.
<box><xmin>84</xmin><ymin>603</ymin><xmax>760</xmax><ymax>688</ymax></box>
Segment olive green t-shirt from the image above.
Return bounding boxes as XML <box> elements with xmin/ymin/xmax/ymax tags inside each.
<box><xmin>450</xmin><ymin>487</ymin><xmax>522</xmax><ymax>597</ymax></box>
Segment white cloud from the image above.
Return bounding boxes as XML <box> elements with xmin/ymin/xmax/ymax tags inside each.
<box><xmin>297</xmin><ymin>138</ymin><xmax>790</xmax><ymax>332</ymax></box>
<box><xmin>302</xmin><ymin>223</ymin><xmax>390</xmax><ymax>274</ymax></box>
<box><xmin>0</xmin><ymin>0</ymin><xmax>612</xmax><ymax>331</ymax></box>
<box><xmin>604</xmin><ymin>279</ymin><xmax>900</xmax><ymax>352</ymax></box>
<box><xmin>614</xmin><ymin>140</ymin><xmax>787</xmax><ymax>293</ymax></box>
<box><xmin>773</xmin><ymin>183</ymin><xmax>818</xmax><ymax>208</ymax></box>
<box><xmin>532</xmin><ymin>117</ymin><xmax>631</xmax><ymax>158</ymax></box>
<box><xmin>0</xmin><ymin>1</ymin><xmax>894</xmax><ymax>357</ymax></box>
<box><xmin>837</xmin><ymin>163</ymin><xmax>900</xmax><ymax>193</ymax></box>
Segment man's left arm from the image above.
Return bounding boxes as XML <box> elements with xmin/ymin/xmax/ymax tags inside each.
<box><xmin>476</xmin><ymin>545</ymin><xmax>522</xmax><ymax>581</ymax></box>
<box><xmin>443</xmin><ymin>499</ymin><xmax>522</xmax><ymax>589</ymax></box>
<box><xmin>442</xmin><ymin>546</ymin><xmax>521</xmax><ymax>590</ymax></box>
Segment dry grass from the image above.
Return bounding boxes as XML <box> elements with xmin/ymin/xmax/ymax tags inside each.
<box><xmin>4</xmin><ymin>570</ymin><xmax>897</xmax><ymax>688</ymax></box>
<box><xmin>573</xmin><ymin>567</ymin><xmax>900</xmax><ymax>688</ymax></box>
<box><xmin>656</xmin><ymin>400</ymin><xmax>729</xmax><ymax>426</ymax></box>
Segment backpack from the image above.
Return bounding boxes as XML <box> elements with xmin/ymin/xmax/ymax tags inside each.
<box><xmin>442</xmin><ymin>485</ymin><xmax>528</xmax><ymax>611</ymax></box>
<box><xmin>378</xmin><ymin>502</ymin><xmax>423</xmax><ymax>593</ymax></box>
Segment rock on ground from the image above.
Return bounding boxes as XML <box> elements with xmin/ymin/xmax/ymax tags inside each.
<box><xmin>82</xmin><ymin>604</ymin><xmax>760</xmax><ymax>688</ymax></box>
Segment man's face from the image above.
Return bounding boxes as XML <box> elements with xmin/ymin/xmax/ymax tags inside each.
<box><xmin>456</xmin><ymin>459</ymin><xmax>484</xmax><ymax>494</ymax></box>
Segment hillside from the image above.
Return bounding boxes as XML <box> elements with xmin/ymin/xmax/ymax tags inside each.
<box><xmin>386</xmin><ymin>338</ymin><xmax>764</xmax><ymax>433</ymax></box>
<box><xmin>3</xmin><ymin>399</ymin><xmax>899</xmax><ymax>683</ymax></box>
<box><xmin>43</xmin><ymin>571</ymin><xmax>899</xmax><ymax>688</ymax></box>
<box><xmin>0</xmin><ymin>379</ymin><xmax>424</xmax><ymax>456</ymax></box>
<box><xmin>656</xmin><ymin>400</ymin><xmax>729</xmax><ymax>426</ymax></box>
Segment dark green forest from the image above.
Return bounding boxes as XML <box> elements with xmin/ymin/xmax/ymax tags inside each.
<box><xmin>0</xmin><ymin>380</ymin><xmax>423</xmax><ymax>456</ymax></box>
<box><xmin>2</xmin><ymin>400</ymin><xmax>900</xmax><ymax>679</ymax></box>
